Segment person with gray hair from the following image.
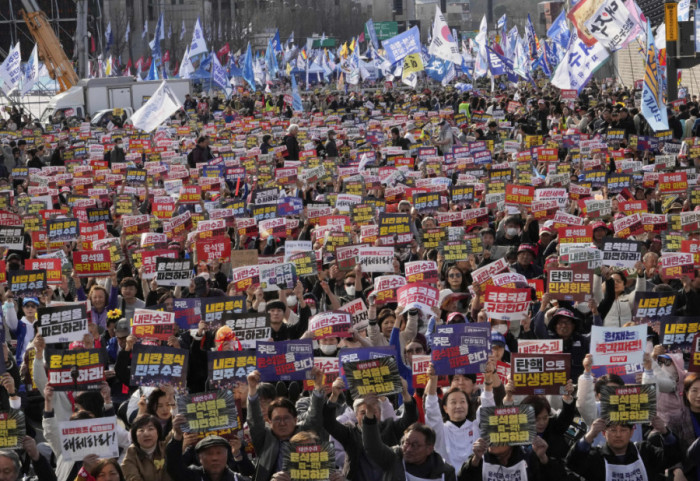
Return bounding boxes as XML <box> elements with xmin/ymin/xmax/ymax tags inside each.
<box><xmin>283</xmin><ymin>124</ymin><xmax>300</xmax><ymax>161</ymax></box>
<box><xmin>0</xmin><ymin>437</ymin><xmax>55</xmax><ymax>481</ymax></box>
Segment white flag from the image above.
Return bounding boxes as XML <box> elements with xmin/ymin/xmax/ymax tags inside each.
<box><xmin>179</xmin><ymin>46</ymin><xmax>194</xmax><ymax>79</ymax></box>
<box><xmin>551</xmin><ymin>30</ymin><xmax>610</xmax><ymax>92</ymax></box>
<box><xmin>130</xmin><ymin>81</ymin><xmax>182</xmax><ymax>132</ymax></box>
<box><xmin>180</xmin><ymin>20</ymin><xmax>186</xmax><ymax>41</ymax></box>
<box><xmin>428</xmin><ymin>5</ymin><xmax>461</xmax><ymax>63</ymax></box>
<box><xmin>21</xmin><ymin>44</ymin><xmax>39</xmax><ymax>97</ymax></box>
<box><xmin>582</xmin><ymin>0</ymin><xmax>641</xmax><ymax>52</ymax></box>
<box><xmin>142</xmin><ymin>19</ymin><xmax>148</xmax><ymax>39</ymax></box>
<box><xmin>125</xmin><ymin>21</ymin><xmax>131</xmax><ymax>42</ymax></box>
<box><xmin>0</xmin><ymin>43</ymin><xmax>22</xmax><ymax>95</ymax></box>
<box><xmin>189</xmin><ymin>18</ymin><xmax>208</xmax><ymax>57</ymax></box>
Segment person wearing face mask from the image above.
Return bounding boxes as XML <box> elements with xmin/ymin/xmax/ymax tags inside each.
<box><xmin>643</xmin><ymin>346</ymin><xmax>687</xmax><ymax>425</ymax></box>
<box><xmin>110</xmin><ymin>137</ymin><xmax>125</xmax><ymax>165</ymax></box>
<box><xmin>314</xmin><ymin>337</ymin><xmax>340</xmax><ymax>357</ymax></box>
<box><xmin>496</xmin><ymin>214</ymin><xmax>539</xmax><ymax>248</ymax></box>
<box><xmin>477</xmin><ymin>228</ymin><xmax>507</xmax><ymax>266</ymax></box>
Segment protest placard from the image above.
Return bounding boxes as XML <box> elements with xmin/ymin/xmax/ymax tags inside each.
<box><xmin>660</xmin><ymin>317</ymin><xmax>699</xmax><ymax>352</ymax></box>
<box><xmin>0</xmin><ymin>226</ymin><xmax>24</xmax><ymax>250</ymax></box>
<box><xmin>256</xmin><ymin>340</ymin><xmax>314</xmax><ymax>382</ymax></box>
<box><xmin>196</xmin><ymin>236</ymin><xmax>232</xmax><ymax>264</ymax></box>
<box><xmin>431</xmin><ymin>323</ymin><xmax>491</xmax><ymax>375</ymax></box>
<box><xmin>155</xmin><ymin>258</ymin><xmax>193</xmax><ymax>287</ymax></box>
<box><xmin>631</xmin><ymin>292</ymin><xmax>676</xmax><ymax>323</ymax></box>
<box><xmin>355</xmin><ymin>246</ymin><xmax>395</xmax><ymax>273</ymax></box>
<box><xmin>517</xmin><ymin>339</ymin><xmax>564</xmax><ymax>354</ymax></box>
<box><xmin>547</xmin><ymin>268</ymin><xmax>593</xmax><ymax>302</ymax></box>
<box><xmin>0</xmin><ymin>410</ymin><xmax>25</xmax><ymax>449</ymax></box>
<box><xmin>37</xmin><ymin>304</ymin><xmax>88</xmax><ymax>344</ymax></box>
<box><xmin>59</xmin><ymin>417</ymin><xmax>118</xmax><ymax>462</ymax></box>
<box><xmin>405</xmin><ymin>261</ymin><xmax>439</xmax><ymax>284</ymax></box>
<box><xmin>176</xmin><ymin>390</ymin><xmax>238</xmax><ymax>433</ymax></box>
<box><xmin>591</xmin><ymin>325</ymin><xmax>646</xmax><ymax>365</ymax></box>
<box><xmin>223</xmin><ymin>312</ymin><xmax>271</xmax><ymax>349</ymax></box>
<box><xmin>259</xmin><ymin>263</ymin><xmax>297</xmax><ymax>291</ymax></box>
<box><xmin>172</xmin><ymin>298</ymin><xmax>202</xmax><ymax>330</ymax></box>
<box><xmin>47</xmin><ymin>218</ymin><xmax>79</xmax><ymax>242</ymax></box>
<box><xmin>599</xmin><ymin>384</ymin><xmax>656</xmax><ymax>424</ymax></box>
<box><xmin>689</xmin><ymin>333</ymin><xmax>700</xmax><ymax>373</ymax></box>
<box><xmin>131</xmin><ymin>309</ymin><xmax>176</xmax><ymax>341</ymax></box>
<box><xmin>207</xmin><ymin>350</ymin><xmax>257</xmax><ymax>390</ymax></box>
<box><xmin>72</xmin><ymin>250</ymin><xmax>112</xmax><ymax>277</ymax></box>
<box><xmin>130</xmin><ymin>344</ymin><xmax>189</xmax><ymax>388</ymax></box>
<box><xmin>309</xmin><ymin>311</ymin><xmax>352</xmax><ymax>339</ymax></box>
<box><xmin>339</xmin><ymin>298</ymin><xmax>369</xmax><ymax>331</ymax></box>
<box><xmin>200</xmin><ymin>297</ymin><xmax>246</xmax><ymax>326</ymax></box>
<box><xmin>46</xmin><ymin>348</ymin><xmax>107</xmax><ymax>391</ymax></box>
<box><xmin>483</xmin><ymin>286</ymin><xmax>531</xmax><ymax>321</ymax></box>
<box><xmin>397</xmin><ymin>283</ymin><xmax>439</xmax><ymax>317</ymax></box>
<box><xmin>343</xmin><ymin>356</ymin><xmax>402</xmax><ymax>398</ymax></box>
<box><xmin>282</xmin><ymin>442</ymin><xmax>335</xmax><ymax>481</ymax></box>
<box><xmin>511</xmin><ymin>353</ymin><xmax>570</xmax><ymax>395</ymax></box>
<box><xmin>479</xmin><ymin>405</ymin><xmax>536</xmax><ymax>446</ymax></box>
<box><xmin>659</xmin><ymin>253</ymin><xmax>695</xmax><ymax>280</ymax></box>
<box><xmin>231</xmin><ymin>265</ymin><xmax>260</xmax><ymax>292</ymax></box>
<box><xmin>601</xmin><ymin>239</ymin><xmax>643</xmax><ymax>268</ymax></box>
<box><xmin>9</xmin><ymin>270</ymin><xmax>47</xmax><ymax>297</ymax></box>
<box><xmin>25</xmin><ymin>259</ymin><xmax>59</xmax><ymax>287</ymax></box>
<box><xmin>287</xmin><ymin>252</ymin><xmax>318</xmax><ymax>278</ymax></box>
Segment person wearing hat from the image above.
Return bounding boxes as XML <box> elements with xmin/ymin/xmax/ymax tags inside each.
<box><xmin>191</xmin><ymin>275</ymin><xmax>226</xmax><ymax>299</ymax></box>
<box><xmin>267</xmin><ymin>281</ymin><xmax>310</xmax><ymax>342</ymax></box>
<box><xmin>533</xmin><ymin>305</ymin><xmax>590</xmax><ymax>379</ymax></box>
<box><xmin>591</xmin><ymin>221</ymin><xmax>612</xmax><ymax>250</ymax></box>
<box><xmin>566</xmin><ymin>415</ymin><xmax>679</xmax><ymax>481</ymax></box>
<box><xmin>3</xmin><ymin>296</ymin><xmax>40</xmax><ymax>366</ymax></box>
<box><xmin>325</xmin><ymin>130</ymin><xmax>338</xmax><ymax>158</ymax></box>
<box><xmin>105</xmin><ymin>313</ymin><xmax>130</xmax><ymax>362</ymax></box>
<box><xmin>510</xmin><ymin>244</ymin><xmax>543</xmax><ymax>280</ymax></box>
<box><xmin>166</xmin><ymin>426</ymin><xmax>252</xmax><ymax>481</ymax></box>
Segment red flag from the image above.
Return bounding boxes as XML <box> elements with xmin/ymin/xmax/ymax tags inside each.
<box><xmin>135</xmin><ymin>57</ymin><xmax>143</xmax><ymax>71</ymax></box>
<box><xmin>126</xmin><ymin>59</ymin><xmax>132</xmax><ymax>70</ymax></box>
<box><xmin>358</xmin><ymin>32</ymin><xmax>365</xmax><ymax>44</ymax></box>
<box><xmin>163</xmin><ymin>50</ymin><xmax>170</xmax><ymax>63</ymax></box>
<box><xmin>144</xmin><ymin>56</ymin><xmax>152</xmax><ymax>69</ymax></box>
<box><xmin>173</xmin><ymin>61</ymin><xmax>180</xmax><ymax>76</ymax></box>
<box><xmin>217</xmin><ymin>42</ymin><xmax>230</xmax><ymax>60</ymax></box>
<box><xmin>91</xmin><ymin>36</ymin><xmax>96</xmax><ymax>53</ymax></box>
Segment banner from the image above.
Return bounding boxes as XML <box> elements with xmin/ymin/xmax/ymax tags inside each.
<box><xmin>207</xmin><ymin>350</ymin><xmax>256</xmax><ymax>390</ymax></box>
<box><xmin>130</xmin><ymin>344</ymin><xmax>189</xmax><ymax>388</ymax></box>
<box><xmin>309</xmin><ymin>311</ymin><xmax>352</xmax><ymax>339</ymax></box>
<box><xmin>37</xmin><ymin>304</ymin><xmax>88</xmax><ymax>344</ymax></box>
<box><xmin>155</xmin><ymin>258</ymin><xmax>193</xmax><ymax>287</ymax></box>
<box><xmin>591</xmin><ymin>325</ymin><xmax>646</xmax><ymax>365</ymax></box>
<box><xmin>131</xmin><ymin>309</ymin><xmax>176</xmax><ymax>341</ymax></box>
<box><xmin>479</xmin><ymin>405</ymin><xmax>536</xmax><ymax>446</ymax></box>
<box><xmin>517</xmin><ymin>339</ymin><xmax>563</xmax><ymax>354</ymax></box>
<box><xmin>223</xmin><ymin>312</ymin><xmax>271</xmax><ymax>349</ymax></box>
<box><xmin>382</xmin><ymin>26</ymin><xmax>421</xmax><ymax>64</ymax></box>
<box><xmin>0</xmin><ymin>410</ymin><xmax>25</xmax><ymax>449</ymax></box>
<box><xmin>431</xmin><ymin>323</ymin><xmax>491</xmax><ymax>375</ymax></box>
<box><xmin>282</xmin><ymin>442</ymin><xmax>335</xmax><ymax>481</ymax></box>
<box><xmin>72</xmin><ymin>250</ymin><xmax>112</xmax><ymax>277</ymax></box>
<box><xmin>599</xmin><ymin>384</ymin><xmax>656</xmax><ymax>424</ymax></box>
<box><xmin>59</xmin><ymin>417</ymin><xmax>119</xmax><ymax>462</ymax></box>
<box><xmin>483</xmin><ymin>286</ymin><xmax>531</xmax><ymax>321</ymax></box>
<box><xmin>256</xmin><ymin>339</ymin><xmax>314</xmax><ymax>382</ymax></box>
<box><xmin>46</xmin><ymin>348</ymin><xmax>107</xmax><ymax>391</ymax></box>
<box><xmin>631</xmin><ymin>291</ymin><xmax>675</xmax><ymax>323</ymax></box>
<box><xmin>511</xmin><ymin>353</ymin><xmax>570</xmax><ymax>395</ymax></box>
<box><xmin>582</xmin><ymin>0</ymin><xmax>640</xmax><ymax>51</ymax></box>
<box><xmin>343</xmin><ymin>356</ymin><xmax>402</xmax><ymax>398</ymax></box>
<box><xmin>660</xmin><ymin>316</ymin><xmax>699</xmax><ymax>352</ymax></box>
<box><xmin>176</xmin><ymin>390</ymin><xmax>238</xmax><ymax>433</ymax></box>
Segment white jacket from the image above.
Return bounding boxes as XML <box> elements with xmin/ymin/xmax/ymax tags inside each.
<box><xmin>425</xmin><ymin>390</ymin><xmax>495</xmax><ymax>468</ymax></box>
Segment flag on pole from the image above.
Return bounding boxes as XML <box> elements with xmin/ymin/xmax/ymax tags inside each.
<box><xmin>125</xmin><ymin>21</ymin><xmax>131</xmax><ymax>42</ymax></box>
<box><xmin>149</xmin><ymin>13</ymin><xmax>163</xmax><ymax>57</ymax></box>
<box><xmin>167</xmin><ymin>22</ymin><xmax>172</xmax><ymax>39</ymax></box>
<box><xmin>20</xmin><ymin>44</ymin><xmax>39</xmax><ymax>96</ymax></box>
<box><xmin>366</xmin><ymin>19</ymin><xmax>379</xmax><ymax>50</ymax></box>
<box><xmin>142</xmin><ymin>19</ymin><xmax>148</xmax><ymax>39</ymax></box>
<box><xmin>130</xmin><ymin>81</ymin><xmax>183</xmax><ymax>132</ymax></box>
<box><xmin>179</xmin><ymin>46</ymin><xmax>194</xmax><ymax>79</ymax></box>
<box><xmin>551</xmin><ymin>29</ymin><xmax>610</xmax><ymax>92</ymax></box>
<box><xmin>189</xmin><ymin>18</ymin><xmax>208</xmax><ymax>57</ymax></box>
<box><xmin>641</xmin><ymin>22</ymin><xmax>669</xmax><ymax>131</ymax></box>
<box><xmin>243</xmin><ymin>42</ymin><xmax>256</xmax><ymax>91</ymax></box>
<box><xmin>428</xmin><ymin>5</ymin><xmax>461</xmax><ymax>63</ymax></box>
<box><xmin>0</xmin><ymin>42</ymin><xmax>22</xmax><ymax>95</ymax></box>
<box><xmin>105</xmin><ymin>22</ymin><xmax>113</xmax><ymax>50</ymax></box>
<box><xmin>272</xmin><ymin>29</ymin><xmax>282</xmax><ymax>53</ymax></box>
<box><xmin>210</xmin><ymin>52</ymin><xmax>231</xmax><ymax>96</ymax></box>
<box><xmin>145</xmin><ymin>56</ymin><xmax>159</xmax><ymax>80</ymax></box>
<box><xmin>180</xmin><ymin>20</ymin><xmax>186</xmax><ymax>41</ymax></box>
<box><xmin>290</xmin><ymin>72</ymin><xmax>303</xmax><ymax>112</ymax></box>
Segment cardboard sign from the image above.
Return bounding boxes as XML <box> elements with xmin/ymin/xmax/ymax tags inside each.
<box><xmin>479</xmin><ymin>405</ymin><xmax>536</xmax><ymax>446</ymax></box>
<box><xmin>155</xmin><ymin>258</ymin><xmax>193</xmax><ymax>287</ymax></box>
<box><xmin>207</xmin><ymin>350</ymin><xmax>257</xmax><ymax>390</ymax></box>
<box><xmin>343</xmin><ymin>356</ymin><xmax>402</xmax><ymax>398</ymax></box>
<box><xmin>660</xmin><ymin>316</ymin><xmax>699</xmax><ymax>352</ymax></box>
<box><xmin>130</xmin><ymin>344</ymin><xmax>189</xmax><ymax>388</ymax></box>
<box><xmin>511</xmin><ymin>353</ymin><xmax>570</xmax><ymax>395</ymax></box>
<box><xmin>131</xmin><ymin>309</ymin><xmax>176</xmax><ymax>341</ymax></box>
<box><xmin>591</xmin><ymin>325</ymin><xmax>646</xmax><ymax>365</ymax></box>
<box><xmin>37</xmin><ymin>304</ymin><xmax>88</xmax><ymax>344</ymax></box>
<box><xmin>282</xmin><ymin>442</ymin><xmax>335</xmax><ymax>481</ymax></box>
<box><xmin>483</xmin><ymin>286</ymin><xmax>531</xmax><ymax>322</ymax></box>
<box><xmin>631</xmin><ymin>292</ymin><xmax>676</xmax><ymax>322</ymax></box>
<box><xmin>431</xmin><ymin>323</ymin><xmax>491</xmax><ymax>375</ymax></box>
<box><xmin>599</xmin><ymin>384</ymin><xmax>657</xmax><ymax>424</ymax></box>
<box><xmin>517</xmin><ymin>339</ymin><xmax>563</xmax><ymax>354</ymax></box>
<box><xmin>176</xmin><ymin>390</ymin><xmax>239</xmax><ymax>433</ymax></box>
<box><xmin>256</xmin><ymin>339</ymin><xmax>314</xmax><ymax>382</ymax></box>
<box><xmin>59</xmin><ymin>416</ymin><xmax>119</xmax><ymax>462</ymax></box>
<box><xmin>309</xmin><ymin>311</ymin><xmax>352</xmax><ymax>339</ymax></box>
<box><xmin>46</xmin><ymin>348</ymin><xmax>107</xmax><ymax>391</ymax></box>
<box><xmin>223</xmin><ymin>312</ymin><xmax>271</xmax><ymax>349</ymax></box>
<box><xmin>72</xmin><ymin>250</ymin><xmax>112</xmax><ymax>277</ymax></box>
<box><xmin>0</xmin><ymin>410</ymin><xmax>25</xmax><ymax>449</ymax></box>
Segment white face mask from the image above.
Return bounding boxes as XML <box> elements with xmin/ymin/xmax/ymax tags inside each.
<box><xmin>493</xmin><ymin>324</ymin><xmax>508</xmax><ymax>336</ymax></box>
<box><xmin>506</xmin><ymin>227</ymin><xmax>519</xmax><ymax>237</ymax></box>
<box><xmin>286</xmin><ymin>295</ymin><xmax>298</xmax><ymax>307</ymax></box>
<box><xmin>661</xmin><ymin>364</ymin><xmax>678</xmax><ymax>381</ymax></box>
<box><xmin>310</xmin><ymin>308</ymin><xmax>318</xmax><ymax>317</ymax></box>
<box><xmin>319</xmin><ymin>344</ymin><xmax>337</xmax><ymax>355</ymax></box>
<box><xmin>345</xmin><ymin>286</ymin><xmax>356</xmax><ymax>297</ymax></box>
<box><xmin>257</xmin><ymin>302</ymin><xmax>266</xmax><ymax>312</ymax></box>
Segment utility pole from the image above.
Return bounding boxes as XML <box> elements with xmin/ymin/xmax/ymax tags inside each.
<box><xmin>665</xmin><ymin>0</ymin><xmax>679</xmax><ymax>101</ymax></box>
<box><xmin>75</xmin><ymin>0</ymin><xmax>89</xmax><ymax>78</ymax></box>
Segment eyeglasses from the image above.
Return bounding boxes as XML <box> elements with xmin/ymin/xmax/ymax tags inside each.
<box><xmin>657</xmin><ymin>357</ymin><xmax>672</xmax><ymax>367</ymax></box>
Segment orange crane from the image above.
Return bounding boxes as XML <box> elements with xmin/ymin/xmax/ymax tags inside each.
<box><xmin>19</xmin><ymin>0</ymin><xmax>80</xmax><ymax>92</ymax></box>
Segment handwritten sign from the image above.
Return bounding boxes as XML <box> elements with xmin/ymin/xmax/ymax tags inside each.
<box><xmin>59</xmin><ymin>417</ymin><xmax>118</xmax><ymax>462</ymax></box>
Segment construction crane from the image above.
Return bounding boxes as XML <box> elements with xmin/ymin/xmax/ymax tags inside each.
<box><xmin>19</xmin><ymin>0</ymin><xmax>80</xmax><ymax>92</ymax></box>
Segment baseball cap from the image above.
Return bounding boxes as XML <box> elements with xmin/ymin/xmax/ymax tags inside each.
<box><xmin>195</xmin><ymin>436</ymin><xmax>231</xmax><ymax>453</ymax></box>
<box><xmin>23</xmin><ymin>298</ymin><xmax>40</xmax><ymax>306</ymax></box>
<box><xmin>115</xmin><ymin>319</ymin><xmax>130</xmax><ymax>337</ymax></box>
<box><xmin>491</xmin><ymin>332</ymin><xmax>507</xmax><ymax>346</ymax></box>
<box><xmin>193</xmin><ymin>276</ymin><xmax>208</xmax><ymax>296</ymax></box>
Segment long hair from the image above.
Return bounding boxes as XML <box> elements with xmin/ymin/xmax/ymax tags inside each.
<box><xmin>90</xmin><ymin>459</ymin><xmax>126</xmax><ymax>481</ymax></box>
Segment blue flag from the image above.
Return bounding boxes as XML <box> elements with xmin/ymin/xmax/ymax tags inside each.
<box><xmin>425</xmin><ymin>55</ymin><xmax>449</xmax><ymax>83</ymax></box>
<box><xmin>242</xmin><ymin>42</ymin><xmax>256</xmax><ymax>92</ymax></box>
<box><xmin>366</xmin><ymin>19</ymin><xmax>379</xmax><ymax>50</ymax></box>
<box><xmin>526</xmin><ymin>14</ymin><xmax>538</xmax><ymax>61</ymax></box>
<box><xmin>382</xmin><ymin>26</ymin><xmax>421</xmax><ymax>64</ymax></box>
<box><xmin>642</xmin><ymin>23</ymin><xmax>669</xmax><ymax>132</ymax></box>
<box><xmin>485</xmin><ymin>47</ymin><xmax>519</xmax><ymax>83</ymax></box>
<box><xmin>266</xmin><ymin>39</ymin><xmax>279</xmax><ymax>78</ymax></box>
<box><xmin>547</xmin><ymin>10</ymin><xmax>571</xmax><ymax>50</ymax></box>
<box><xmin>146</xmin><ymin>56</ymin><xmax>159</xmax><ymax>80</ymax></box>
<box><xmin>291</xmin><ymin>74</ymin><xmax>303</xmax><ymax>112</ymax></box>
<box><xmin>210</xmin><ymin>52</ymin><xmax>230</xmax><ymax>95</ymax></box>
<box><xmin>272</xmin><ymin>29</ymin><xmax>283</xmax><ymax>53</ymax></box>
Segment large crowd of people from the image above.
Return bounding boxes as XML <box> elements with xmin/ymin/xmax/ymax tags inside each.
<box><xmin>0</xmin><ymin>77</ymin><xmax>698</xmax><ymax>481</ymax></box>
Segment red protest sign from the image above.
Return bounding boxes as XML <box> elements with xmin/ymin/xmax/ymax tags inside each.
<box><xmin>196</xmin><ymin>236</ymin><xmax>232</xmax><ymax>264</ymax></box>
<box><xmin>72</xmin><ymin>250</ymin><xmax>112</xmax><ymax>277</ymax></box>
<box><xmin>25</xmin><ymin>258</ymin><xmax>62</xmax><ymax>285</ymax></box>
